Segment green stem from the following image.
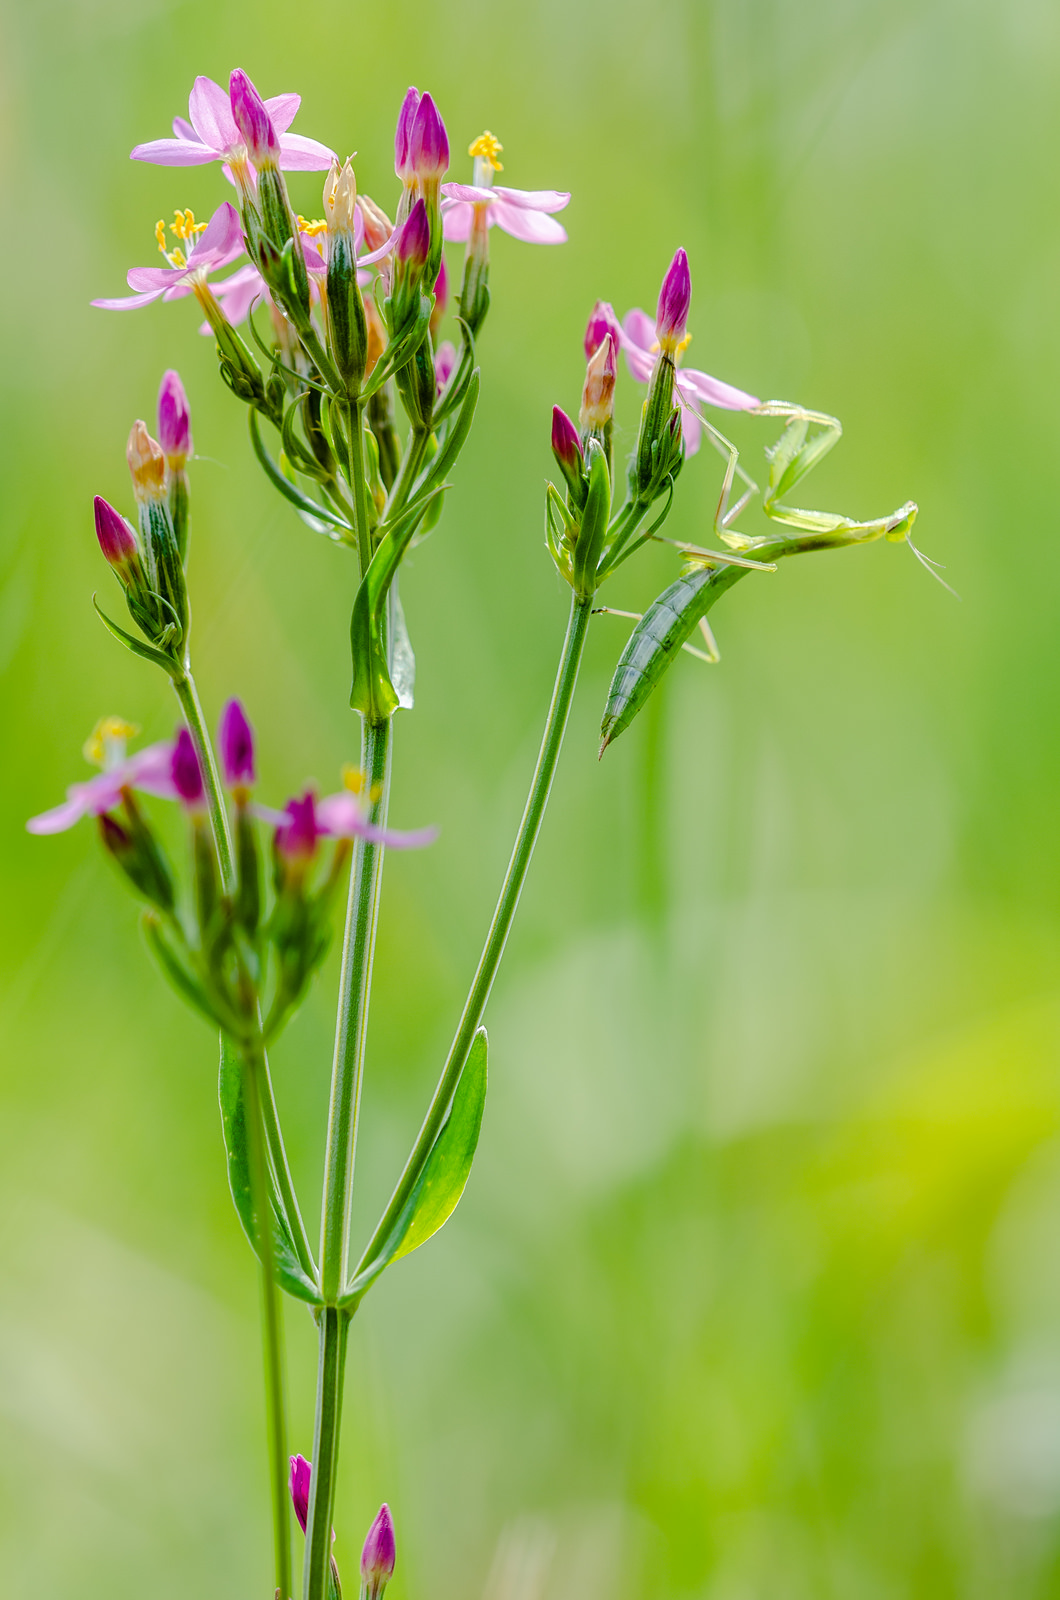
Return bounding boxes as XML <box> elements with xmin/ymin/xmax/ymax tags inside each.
<box><xmin>384</xmin><ymin>425</ymin><xmax>431</xmax><ymax>521</ymax></box>
<box><xmin>260</xmin><ymin>1043</ymin><xmax>317</xmax><ymax>1282</ymax></box>
<box><xmin>305</xmin><ymin>717</ymin><xmax>392</xmax><ymax>1600</ymax></box>
<box><xmin>352</xmin><ymin>591</ymin><xmax>592</xmax><ymax>1283</ymax></box>
<box><xmin>242</xmin><ymin>1033</ymin><xmax>292</xmax><ymax>1600</ymax></box>
<box><xmin>343</xmin><ymin>400</ymin><xmax>373</xmax><ymax>577</ymax></box>
<box><xmin>172</xmin><ymin>669</ymin><xmax>235</xmax><ymax>892</ymax></box>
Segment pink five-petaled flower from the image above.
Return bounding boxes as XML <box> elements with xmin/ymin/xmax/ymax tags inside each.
<box><xmin>619</xmin><ymin>308</ymin><xmax>760</xmax><ymax>456</ymax></box>
<box><xmin>92</xmin><ymin>202</ymin><xmax>245</xmax><ymax>313</ymax></box>
<box><xmin>361</xmin><ymin>1503</ymin><xmax>396</xmax><ymax>1600</ymax></box>
<box><xmin>131</xmin><ymin>74</ymin><xmax>335</xmax><ymax>179</ymax></box>
<box><xmin>442</xmin><ymin>179</ymin><xmax>569</xmax><ymax>245</ymax></box>
<box><xmin>26</xmin><ymin>720</ymin><xmax>178</xmax><ymax>835</ymax></box>
<box><xmin>259</xmin><ymin>783</ymin><xmax>438</xmax><ymax>853</ymax></box>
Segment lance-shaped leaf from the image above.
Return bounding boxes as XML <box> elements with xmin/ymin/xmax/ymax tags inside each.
<box><xmin>248</xmin><ymin>413</ymin><xmax>353</xmax><ymax>537</ymax></box>
<box><xmin>93</xmin><ymin>597</ymin><xmax>177</xmax><ymax>673</ymax></box>
<box><xmin>599</xmin><ymin>562</ymin><xmax>752</xmax><ymax>754</ymax></box>
<box><xmin>341</xmin><ymin>1027</ymin><xmax>488</xmax><ymax>1306</ymax></box>
<box><xmin>218</xmin><ymin>1036</ymin><xmax>322</xmax><ymax>1305</ymax></box>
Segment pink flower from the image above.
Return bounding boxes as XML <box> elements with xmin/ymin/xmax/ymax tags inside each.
<box><xmin>172</xmin><ymin>728</ymin><xmax>205</xmax><ymax>808</ymax></box>
<box><xmin>27</xmin><ymin>733</ymin><xmax>178</xmax><ymax>835</ymax></box>
<box><xmin>289</xmin><ymin>1455</ymin><xmax>312</xmax><ymax>1533</ymax></box>
<box><xmin>219</xmin><ymin>699</ymin><xmax>255</xmax><ymax>789</ymax></box>
<box><xmin>585</xmin><ymin>300</ymin><xmax>622</xmax><ymax>362</ymax></box>
<box><xmin>92</xmin><ymin>202</ymin><xmax>245</xmax><ymax>312</ymax></box>
<box><xmin>131</xmin><ymin>75</ymin><xmax>334</xmax><ymax>175</ymax></box>
<box><xmin>441</xmin><ymin>182</ymin><xmax>569</xmax><ymax>245</ymax></box>
<box><xmin>655</xmin><ymin>247</ymin><xmax>691</xmax><ymax>352</ymax></box>
<box><xmin>257</xmin><ymin>786</ymin><xmax>438</xmax><ymax>852</ymax></box>
<box><xmin>228</xmin><ymin>69</ymin><xmax>279</xmax><ymax>169</ymax></box>
<box><xmin>434</xmin><ymin>340</ymin><xmax>456</xmax><ymax>394</ymax></box>
<box><xmin>619</xmin><ymin>308</ymin><xmax>759</xmax><ymax>456</ymax></box>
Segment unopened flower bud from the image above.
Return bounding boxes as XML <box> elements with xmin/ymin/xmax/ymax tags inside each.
<box><xmin>172</xmin><ymin>728</ymin><xmax>205</xmax><ymax>808</ymax></box>
<box><xmin>361</xmin><ymin>1504</ymin><xmax>396</xmax><ymax>1600</ymax></box>
<box><xmin>551</xmin><ymin>405</ymin><xmax>584</xmax><ymax>481</ymax></box>
<box><xmin>434</xmin><ymin>339</ymin><xmax>456</xmax><ymax>395</ymax></box>
<box><xmin>289</xmin><ymin>1454</ymin><xmax>311</xmax><ymax>1534</ymax></box>
<box><xmin>409</xmin><ymin>92</ymin><xmax>448</xmax><ymax>180</ymax></box>
<box><xmin>655</xmin><ymin>247</ymin><xmax>691</xmax><ymax>354</ymax></box>
<box><xmin>127</xmin><ymin>421</ymin><xmax>166</xmax><ymax>503</ymax></box>
<box><xmin>579</xmin><ymin>333</ymin><xmax>617</xmax><ymax>432</ymax></box>
<box><xmin>396</xmin><ymin>198</ymin><xmax>430</xmax><ymax>275</ymax></box>
<box><xmin>229</xmin><ymin>69</ymin><xmax>280</xmax><ymax>169</ymax></box>
<box><xmin>430</xmin><ymin>254</ymin><xmax>448</xmax><ymax>335</ymax></box>
<box><xmin>395</xmin><ymin>88</ymin><xmax>420</xmax><ymax>181</ymax></box>
<box><xmin>219</xmin><ymin>698</ymin><xmax>255</xmax><ymax>790</ymax></box>
<box><xmin>584</xmin><ymin>300</ymin><xmax>622</xmax><ymax>362</ymax></box>
<box><xmin>94</xmin><ymin>495</ymin><xmax>140</xmax><ymax>577</ymax></box>
<box><xmin>157</xmin><ymin>370</ymin><xmax>192</xmax><ymax>468</ymax></box>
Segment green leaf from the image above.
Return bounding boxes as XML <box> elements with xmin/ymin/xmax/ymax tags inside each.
<box><xmin>218</xmin><ymin>1036</ymin><xmax>322</xmax><ymax>1305</ymax></box>
<box><xmin>571</xmin><ymin>438</ymin><xmax>612</xmax><ymax>598</ymax></box>
<box><xmin>342</xmin><ymin>1027</ymin><xmax>488</xmax><ymax>1303</ymax></box>
<box><xmin>92</xmin><ymin>597</ymin><xmax>176</xmax><ymax>673</ymax></box>
<box><xmin>599</xmin><ymin>563</ymin><xmax>750</xmax><ymax>753</ymax></box>
<box><xmin>248</xmin><ymin>412</ymin><xmax>353</xmax><ymax>535</ymax></box>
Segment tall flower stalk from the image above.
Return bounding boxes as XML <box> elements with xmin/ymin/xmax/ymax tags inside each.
<box><xmin>29</xmin><ymin>67</ymin><xmax>922</xmax><ymax>1599</ymax></box>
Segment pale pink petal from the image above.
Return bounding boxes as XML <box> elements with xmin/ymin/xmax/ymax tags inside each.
<box><xmin>264</xmin><ymin>93</ymin><xmax>301</xmax><ymax>134</ymax></box>
<box><xmin>278</xmin><ymin>132</ymin><xmax>338</xmax><ymax>170</ymax></box>
<box><xmin>492</xmin><ymin>186</ymin><xmax>570</xmax><ymax>213</ymax></box>
<box><xmin>441</xmin><ymin>182</ymin><xmax>493</xmax><ymax>205</ymax></box>
<box><xmin>187</xmin><ymin>201</ymin><xmax>244</xmax><ymax>268</ymax></box>
<box><xmin>315</xmin><ymin>792</ymin><xmax>438</xmax><ymax>850</ymax></box>
<box><xmin>131</xmin><ymin>137</ymin><xmax>220</xmax><ymax>167</ymax></box>
<box><xmin>493</xmin><ymin>203</ymin><xmax>566</xmax><ymax>244</ymax></box>
<box><xmin>172</xmin><ymin>115</ymin><xmax>199</xmax><ymax>141</ymax></box>
<box><xmin>441</xmin><ymin>201</ymin><xmax>474</xmax><ymax>243</ymax></box>
<box><xmin>678</xmin><ymin>368</ymin><xmax>760</xmax><ymax>411</ymax></box>
<box><xmin>302</xmin><ymin>239</ymin><xmax>326</xmax><ymax>275</ymax></box>
<box><xmin>26</xmin><ymin>792</ymin><xmax>95</xmax><ymax>834</ymax></box>
<box><xmin>125</xmin><ymin>742</ymin><xmax>179</xmax><ymax>797</ymax></box>
<box><xmin>92</xmin><ymin>289</ymin><xmax>167</xmax><ymax>310</ymax></box>
<box><xmin>621</xmin><ymin>308</ymin><xmax>656</xmax><ymax>353</ymax></box>
<box><xmin>127</xmin><ymin>266</ymin><xmax>182</xmax><ymax>290</ymax></box>
<box><xmin>677</xmin><ymin>399</ymin><xmax>702</xmax><ymax>455</ymax></box>
<box><xmin>210</xmin><ymin>264</ymin><xmax>265</xmax><ymax>327</ymax></box>
<box><xmin>358</xmin><ymin>223</ymin><xmax>401</xmax><ymax>266</ymax></box>
<box><xmin>188</xmin><ymin>75</ymin><xmax>238</xmax><ymax>155</ymax></box>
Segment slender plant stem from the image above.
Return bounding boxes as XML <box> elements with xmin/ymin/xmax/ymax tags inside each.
<box><xmin>343</xmin><ymin>400</ymin><xmax>373</xmax><ymax>577</ymax></box>
<box><xmin>384</xmin><ymin>424</ymin><xmax>431</xmax><ymax>520</ymax></box>
<box><xmin>305</xmin><ymin>716</ymin><xmax>392</xmax><ymax>1600</ymax></box>
<box><xmin>242</xmin><ymin>1032</ymin><xmax>292</xmax><ymax>1600</ymax></box>
<box><xmin>259</xmin><ymin>1044</ymin><xmax>317</xmax><ymax>1281</ymax></box>
<box><xmin>352</xmin><ymin>591</ymin><xmax>593</xmax><ymax>1283</ymax></box>
<box><xmin>172</xmin><ymin>669</ymin><xmax>234</xmax><ymax>891</ymax></box>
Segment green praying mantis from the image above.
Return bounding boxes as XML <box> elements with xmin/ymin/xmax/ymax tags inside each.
<box><xmin>596</xmin><ymin>400</ymin><xmax>935</xmax><ymax>754</ymax></box>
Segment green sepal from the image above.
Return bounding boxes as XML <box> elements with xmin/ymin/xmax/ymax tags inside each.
<box><xmin>599</xmin><ymin>562</ymin><xmax>748</xmax><ymax>754</ymax></box>
<box><xmin>93</xmin><ymin>597</ymin><xmax>179</xmax><ymax>675</ymax></box>
<box><xmin>248</xmin><ymin>413</ymin><xmax>353</xmax><ymax>537</ymax></box>
<box><xmin>341</xmin><ymin>1027</ymin><xmax>488</xmax><ymax>1305</ymax></box>
<box><xmin>362</xmin><ymin>297</ymin><xmax>433</xmax><ymax>400</ymax></box>
<box><xmin>218</xmin><ymin>1036</ymin><xmax>322</xmax><ymax>1304</ymax></box>
<box><xmin>142</xmin><ymin>911</ymin><xmax>230</xmax><ymax>1030</ymax></box>
<box><xmin>571</xmin><ymin>439</ymin><xmax>612</xmax><ymax>599</ymax></box>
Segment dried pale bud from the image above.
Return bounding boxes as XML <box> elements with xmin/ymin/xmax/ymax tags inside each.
<box><xmin>157</xmin><ymin>370</ymin><xmax>192</xmax><ymax>468</ymax></box>
<box><xmin>364</xmin><ymin>293</ymin><xmax>387</xmax><ymax>379</ymax></box>
<box><xmin>94</xmin><ymin>495</ymin><xmax>139</xmax><ymax>577</ymax></box>
<box><xmin>126</xmin><ymin>421</ymin><xmax>166</xmax><ymax>503</ymax></box>
<box><xmin>655</xmin><ymin>247</ymin><xmax>691</xmax><ymax>353</ymax></box>
<box><xmin>324</xmin><ymin>158</ymin><xmax>358</xmax><ymax>238</ymax></box>
<box><xmin>359</xmin><ymin>194</ymin><xmax>394</xmax><ymax>255</ymax></box>
<box><xmin>579</xmin><ymin>333</ymin><xmax>617</xmax><ymax>431</ymax></box>
<box><xmin>229</xmin><ymin>69</ymin><xmax>280</xmax><ymax>169</ymax></box>
<box><xmin>361</xmin><ymin>1504</ymin><xmax>396</xmax><ymax>1600</ymax></box>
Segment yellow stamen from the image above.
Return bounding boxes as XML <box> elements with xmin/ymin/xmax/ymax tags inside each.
<box><xmin>297</xmin><ymin>215</ymin><xmax>329</xmax><ymax>238</ymax></box>
<box><xmin>155</xmin><ymin>219</ymin><xmax>168</xmax><ymax>256</ymax></box>
<box><xmin>171</xmin><ymin>208</ymin><xmax>207</xmax><ymax>242</ymax></box>
<box><xmin>650</xmin><ymin>332</ymin><xmax>693</xmax><ymax>358</ymax></box>
<box><xmin>84</xmin><ymin>715</ymin><xmax>140</xmax><ymax>768</ymax></box>
<box><xmin>468</xmin><ymin>131</ymin><xmax>504</xmax><ymax>171</ymax></box>
<box><xmin>342</xmin><ymin>764</ymin><xmax>366</xmax><ymax>795</ymax></box>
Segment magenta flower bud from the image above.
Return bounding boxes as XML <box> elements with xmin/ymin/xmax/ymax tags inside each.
<box><xmin>277</xmin><ymin>791</ymin><xmax>320</xmax><ymax>860</ymax></box>
<box><xmin>361</xmin><ymin>1503</ymin><xmax>396</xmax><ymax>1599</ymax></box>
<box><xmin>395</xmin><ymin>87</ymin><xmax>420</xmax><ymax>179</ymax></box>
<box><xmin>396</xmin><ymin>198</ymin><xmax>430</xmax><ymax>273</ymax></box>
<box><xmin>289</xmin><ymin>1454</ymin><xmax>311</xmax><ymax>1534</ymax></box>
<box><xmin>229</xmin><ymin>69</ymin><xmax>280</xmax><ymax>168</ymax></box>
<box><xmin>157</xmin><ymin>370</ymin><xmax>192</xmax><ymax>468</ymax></box>
<box><xmin>409</xmin><ymin>92</ymin><xmax>448</xmax><ymax>180</ymax></box>
<box><xmin>584</xmin><ymin>300</ymin><xmax>622</xmax><ymax>362</ymax></box>
<box><xmin>655</xmin><ymin>247</ymin><xmax>691</xmax><ymax>353</ymax></box>
<box><xmin>172</xmin><ymin>728</ymin><xmax>205</xmax><ymax>808</ymax></box>
<box><xmin>434</xmin><ymin>339</ymin><xmax>456</xmax><ymax>395</ymax></box>
<box><xmin>551</xmin><ymin>406</ymin><xmax>584</xmax><ymax>477</ymax></box>
<box><xmin>219</xmin><ymin>698</ymin><xmax>255</xmax><ymax>789</ymax></box>
<box><xmin>94</xmin><ymin>495</ymin><xmax>139</xmax><ymax>574</ymax></box>
<box><xmin>433</xmin><ymin>255</ymin><xmax>449</xmax><ymax>319</ymax></box>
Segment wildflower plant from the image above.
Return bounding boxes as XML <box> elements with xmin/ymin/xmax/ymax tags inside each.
<box><xmin>30</xmin><ymin>67</ymin><xmax>923</xmax><ymax>1600</ymax></box>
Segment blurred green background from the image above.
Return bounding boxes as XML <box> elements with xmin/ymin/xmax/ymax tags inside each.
<box><xmin>3</xmin><ymin>0</ymin><xmax>1060</xmax><ymax>1594</ymax></box>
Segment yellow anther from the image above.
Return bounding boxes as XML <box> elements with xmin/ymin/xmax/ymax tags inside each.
<box><xmin>171</xmin><ymin>208</ymin><xmax>207</xmax><ymax>242</ymax></box>
<box><xmin>168</xmin><ymin>247</ymin><xmax>187</xmax><ymax>269</ymax></box>
<box><xmin>297</xmin><ymin>216</ymin><xmax>329</xmax><ymax>238</ymax></box>
<box><xmin>468</xmin><ymin>131</ymin><xmax>503</xmax><ymax>171</ymax></box>
<box><xmin>155</xmin><ymin>219</ymin><xmax>168</xmax><ymax>256</ymax></box>
<box><xmin>342</xmin><ymin>764</ymin><xmax>366</xmax><ymax>795</ymax></box>
<box><xmin>84</xmin><ymin>715</ymin><xmax>140</xmax><ymax>768</ymax></box>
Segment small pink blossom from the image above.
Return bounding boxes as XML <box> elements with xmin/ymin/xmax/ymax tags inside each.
<box><xmin>619</xmin><ymin>308</ymin><xmax>759</xmax><ymax>456</ymax></box>
<box><xmin>257</xmin><ymin>787</ymin><xmax>437</xmax><ymax>852</ymax></box>
<box><xmin>27</xmin><ymin>740</ymin><xmax>178</xmax><ymax>835</ymax></box>
<box><xmin>131</xmin><ymin>75</ymin><xmax>334</xmax><ymax>175</ymax></box>
<box><xmin>92</xmin><ymin>202</ymin><xmax>245</xmax><ymax>312</ymax></box>
<box><xmin>441</xmin><ymin>183</ymin><xmax>569</xmax><ymax>245</ymax></box>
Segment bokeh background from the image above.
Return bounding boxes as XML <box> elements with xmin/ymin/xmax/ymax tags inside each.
<box><xmin>3</xmin><ymin>0</ymin><xmax>1060</xmax><ymax>1594</ymax></box>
